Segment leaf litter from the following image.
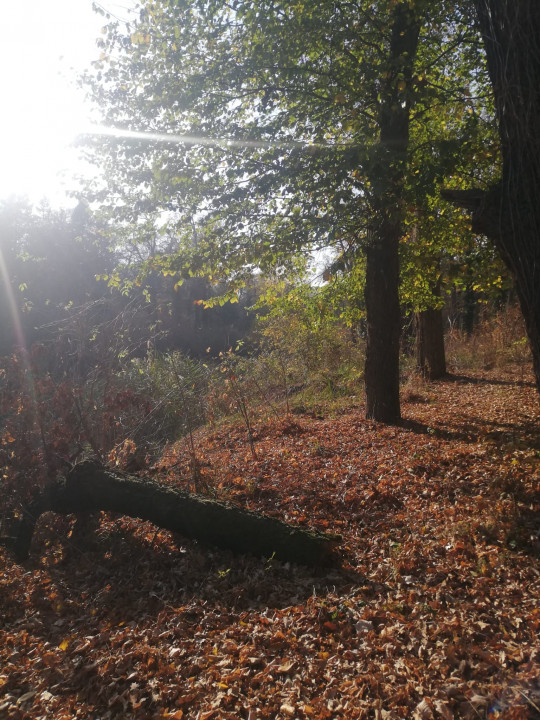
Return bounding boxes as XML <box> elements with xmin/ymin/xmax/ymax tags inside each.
<box><xmin>0</xmin><ymin>366</ymin><xmax>539</xmax><ymax>719</ymax></box>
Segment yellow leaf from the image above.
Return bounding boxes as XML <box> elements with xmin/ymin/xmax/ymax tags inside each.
<box><xmin>58</xmin><ymin>639</ymin><xmax>69</xmax><ymax>651</ymax></box>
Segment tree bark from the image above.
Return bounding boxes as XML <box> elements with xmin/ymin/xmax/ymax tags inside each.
<box><xmin>8</xmin><ymin>460</ymin><xmax>339</xmax><ymax>567</ymax></box>
<box><xmin>443</xmin><ymin>2</ymin><xmax>540</xmax><ymax>393</ymax></box>
<box><xmin>415</xmin><ymin>306</ymin><xmax>447</xmax><ymax>380</ymax></box>
<box><xmin>365</xmin><ymin>228</ymin><xmax>402</xmax><ymax>422</ymax></box>
<box><xmin>364</xmin><ymin>3</ymin><xmax>422</xmax><ymax>423</ymax></box>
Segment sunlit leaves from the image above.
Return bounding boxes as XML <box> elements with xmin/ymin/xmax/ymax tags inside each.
<box><xmin>81</xmin><ymin>1</ymin><xmax>455</xmax><ymax>289</ymax></box>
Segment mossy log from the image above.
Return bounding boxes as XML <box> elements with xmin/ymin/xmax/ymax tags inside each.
<box><xmin>11</xmin><ymin>460</ymin><xmax>340</xmax><ymax>567</ymax></box>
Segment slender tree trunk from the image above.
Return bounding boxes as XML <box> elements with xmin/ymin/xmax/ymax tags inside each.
<box><xmin>365</xmin><ymin>226</ymin><xmax>402</xmax><ymax>422</ymax></box>
<box><xmin>364</xmin><ymin>4</ymin><xmax>422</xmax><ymax>423</ymax></box>
<box><xmin>415</xmin><ymin>306</ymin><xmax>447</xmax><ymax>380</ymax></box>
<box><xmin>462</xmin><ymin>284</ymin><xmax>476</xmax><ymax>337</ymax></box>
<box><xmin>444</xmin><ymin>2</ymin><xmax>540</xmax><ymax>392</ymax></box>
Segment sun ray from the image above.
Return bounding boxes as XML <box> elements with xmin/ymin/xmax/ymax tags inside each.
<box><xmin>0</xmin><ymin>249</ymin><xmax>26</xmax><ymax>353</ymax></box>
<box><xmin>0</xmin><ymin>244</ymin><xmax>41</xmax><ymax>441</ymax></box>
<box><xmin>79</xmin><ymin>124</ymin><xmax>355</xmax><ymax>151</ymax></box>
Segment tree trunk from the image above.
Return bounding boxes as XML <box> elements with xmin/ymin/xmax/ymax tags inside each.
<box><xmin>365</xmin><ymin>229</ymin><xmax>402</xmax><ymax>422</ymax></box>
<box><xmin>415</xmin><ymin>306</ymin><xmax>447</xmax><ymax>380</ymax></box>
<box><xmin>444</xmin><ymin>2</ymin><xmax>540</xmax><ymax>393</ymax></box>
<box><xmin>8</xmin><ymin>460</ymin><xmax>339</xmax><ymax>567</ymax></box>
<box><xmin>462</xmin><ymin>284</ymin><xmax>477</xmax><ymax>337</ymax></box>
<box><xmin>364</xmin><ymin>4</ymin><xmax>422</xmax><ymax>423</ymax></box>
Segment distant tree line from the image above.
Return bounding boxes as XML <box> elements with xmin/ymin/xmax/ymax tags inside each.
<box><xmin>0</xmin><ymin>199</ymin><xmax>253</xmax><ymax>364</ymax></box>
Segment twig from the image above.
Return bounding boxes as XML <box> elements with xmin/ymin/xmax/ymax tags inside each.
<box><xmin>517</xmin><ymin>689</ymin><xmax>540</xmax><ymax>715</ymax></box>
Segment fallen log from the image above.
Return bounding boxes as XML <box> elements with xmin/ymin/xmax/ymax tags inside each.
<box><xmin>10</xmin><ymin>460</ymin><xmax>340</xmax><ymax>567</ymax></box>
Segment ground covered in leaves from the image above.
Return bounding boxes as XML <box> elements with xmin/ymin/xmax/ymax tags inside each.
<box><xmin>1</xmin><ymin>367</ymin><xmax>539</xmax><ymax>719</ymax></box>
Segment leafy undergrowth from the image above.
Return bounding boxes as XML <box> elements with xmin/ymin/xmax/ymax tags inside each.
<box><xmin>1</xmin><ymin>367</ymin><xmax>539</xmax><ymax>720</ymax></box>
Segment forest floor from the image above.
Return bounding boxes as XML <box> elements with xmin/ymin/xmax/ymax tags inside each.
<box><xmin>1</xmin><ymin>365</ymin><xmax>539</xmax><ymax>720</ymax></box>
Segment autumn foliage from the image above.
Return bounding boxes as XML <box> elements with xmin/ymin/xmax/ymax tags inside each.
<box><xmin>1</xmin><ymin>356</ymin><xmax>539</xmax><ymax>719</ymax></box>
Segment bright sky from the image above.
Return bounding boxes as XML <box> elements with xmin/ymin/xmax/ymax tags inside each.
<box><xmin>0</xmin><ymin>1</ymin><xmax>133</xmax><ymax>207</ymax></box>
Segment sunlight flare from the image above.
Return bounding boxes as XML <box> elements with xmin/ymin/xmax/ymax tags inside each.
<box><xmin>79</xmin><ymin>124</ymin><xmax>352</xmax><ymax>151</ymax></box>
<box><xmin>0</xmin><ymin>249</ymin><xmax>26</xmax><ymax>353</ymax></box>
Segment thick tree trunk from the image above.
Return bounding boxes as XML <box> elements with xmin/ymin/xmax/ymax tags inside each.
<box><xmin>476</xmin><ymin>0</ymin><xmax>540</xmax><ymax>392</ymax></box>
<box><xmin>364</xmin><ymin>4</ymin><xmax>421</xmax><ymax>423</ymax></box>
<box><xmin>9</xmin><ymin>460</ymin><xmax>339</xmax><ymax>567</ymax></box>
<box><xmin>442</xmin><ymin>185</ymin><xmax>540</xmax><ymax>389</ymax></box>
<box><xmin>415</xmin><ymin>306</ymin><xmax>447</xmax><ymax>380</ymax></box>
<box><xmin>444</xmin><ymin>2</ymin><xmax>540</xmax><ymax>393</ymax></box>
